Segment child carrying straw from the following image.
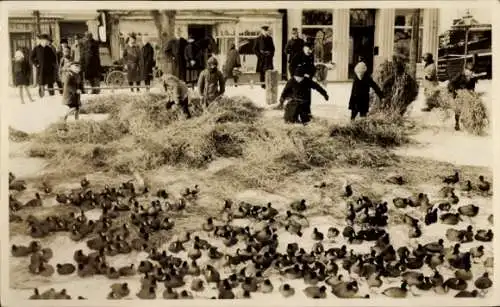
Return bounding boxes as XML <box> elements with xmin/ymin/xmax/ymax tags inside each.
<box><xmin>13</xmin><ymin>49</ymin><xmax>34</xmax><ymax>104</ymax></box>
<box><xmin>62</xmin><ymin>61</ymin><xmax>84</xmax><ymax>121</ymax></box>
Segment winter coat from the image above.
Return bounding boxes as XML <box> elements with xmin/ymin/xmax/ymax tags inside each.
<box><xmin>62</xmin><ymin>71</ymin><xmax>84</xmax><ymax>108</ymax></box>
<box><xmin>447</xmin><ymin>72</ymin><xmax>477</xmax><ymax>98</ymax></box>
<box><xmin>285</xmin><ymin>37</ymin><xmax>304</xmax><ymax>63</ymax></box>
<box><xmin>422</xmin><ymin>62</ymin><xmax>439</xmax><ymax>94</ymax></box>
<box><xmin>280</xmin><ymin>77</ymin><xmax>328</xmax><ymax>105</ymax></box>
<box><xmin>253</xmin><ymin>34</ymin><xmax>275</xmax><ymax>73</ymax></box>
<box><xmin>71</xmin><ymin>42</ymin><xmax>81</xmax><ymax>62</ymax></box>
<box><xmin>30</xmin><ymin>45</ymin><xmax>57</xmax><ymax>85</ymax></box>
<box><xmin>123</xmin><ymin>44</ymin><xmax>142</xmax><ymax>82</ymax></box>
<box><xmin>50</xmin><ymin>45</ymin><xmax>61</xmax><ymax>82</ymax></box>
<box><xmin>348</xmin><ymin>74</ymin><xmax>383</xmax><ymax>113</ymax></box>
<box><xmin>290</xmin><ymin>52</ymin><xmax>316</xmax><ymax>77</ymax></box>
<box><xmin>13</xmin><ymin>58</ymin><xmax>31</xmax><ymax>86</ymax></box>
<box><xmin>197</xmin><ymin>68</ymin><xmax>225</xmax><ymax>104</ymax></box>
<box><xmin>140</xmin><ymin>43</ymin><xmax>155</xmax><ymax>81</ymax></box>
<box><xmin>223</xmin><ymin>48</ymin><xmax>241</xmax><ymax>78</ymax></box>
<box><xmin>165</xmin><ymin>37</ymin><xmax>187</xmax><ymax>81</ymax></box>
<box><xmin>59</xmin><ymin>55</ymin><xmax>72</xmax><ymax>82</ymax></box>
<box><xmin>80</xmin><ymin>38</ymin><xmax>101</xmax><ymax>80</ymax></box>
<box><xmin>185</xmin><ymin>41</ymin><xmax>203</xmax><ymax>70</ymax></box>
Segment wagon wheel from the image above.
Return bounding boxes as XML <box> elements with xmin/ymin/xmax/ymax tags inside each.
<box><xmin>106</xmin><ymin>71</ymin><xmax>126</xmax><ymax>87</ymax></box>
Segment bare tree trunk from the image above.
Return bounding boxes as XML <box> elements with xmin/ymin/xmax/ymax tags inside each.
<box><xmin>151</xmin><ymin>10</ymin><xmax>176</xmax><ymax>76</ymax></box>
<box><xmin>409</xmin><ymin>8</ymin><xmax>421</xmax><ymax>79</ymax></box>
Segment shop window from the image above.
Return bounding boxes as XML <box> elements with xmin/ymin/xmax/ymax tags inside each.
<box><xmin>394</xmin><ymin>9</ymin><xmax>424</xmax><ymax>62</ymax></box>
<box><xmin>302</xmin><ymin>10</ymin><xmax>333</xmax><ymax>26</ymax></box>
<box><xmin>237</xmin><ymin>23</ymin><xmax>272</xmax><ymax>73</ymax></box>
<box><xmin>394</xmin><ymin>9</ymin><xmax>424</xmax><ymax>27</ymax></box>
<box><xmin>301</xmin><ymin>27</ymin><xmax>333</xmax><ymax>64</ymax></box>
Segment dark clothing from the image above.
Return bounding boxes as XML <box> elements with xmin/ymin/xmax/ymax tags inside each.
<box><xmin>80</xmin><ymin>38</ymin><xmax>101</xmax><ymax>94</ymax></box>
<box><xmin>280</xmin><ymin>78</ymin><xmax>328</xmax><ymax>124</ymax></box>
<box><xmin>348</xmin><ymin>74</ymin><xmax>383</xmax><ymax>116</ymax></box>
<box><xmin>290</xmin><ymin>52</ymin><xmax>316</xmax><ymax>77</ymax></box>
<box><xmin>184</xmin><ymin>41</ymin><xmax>202</xmax><ymax>84</ymax></box>
<box><xmin>447</xmin><ymin>72</ymin><xmax>477</xmax><ymax>98</ymax></box>
<box><xmin>254</xmin><ymin>34</ymin><xmax>275</xmax><ymax>74</ymax></box>
<box><xmin>30</xmin><ymin>45</ymin><xmax>57</xmax><ymax>85</ymax></box>
<box><xmin>13</xmin><ymin>59</ymin><xmax>31</xmax><ymax>86</ymax></box>
<box><xmin>197</xmin><ymin>68</ymin><xmax>225</xmax><ymax>105</ymax></box>
<box><xmin>62</xmin><ymin>71</ymin><xmax>84</xmax><ymax>109</ymax></box>
<box><xmin>128</xmin><ymin>81</ymin><xmax>141</xmax><ymax>92</ymax></box>
<box><xmin>285</xmin><ymin>37</ymin><xmax>304</xmax><ymax>64</ymax></box>
<box><xmin>140</xmin><ymin>43</ymin><xmax>155</xmax><ymax>83</ymax></box>
<box><xmin>165</xmin><ymin>37</ymin><xmax>187</xmax><ymax>81</ymax></box>
<box><xmin>351</xmin><ymin>109</ymin><xmax>368</xmax><ymax>120</ymax></box>
<box><xmin>123</xmin><ymin>44</ymin><xmax>142</xmax><ymax>83</ymax></box>
<box><xmin>223</xmin><ymin>48</ymin><xmax>241</xmax><ymax>79</ymax></box>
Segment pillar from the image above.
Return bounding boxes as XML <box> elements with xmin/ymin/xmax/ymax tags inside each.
<box><xmin>273</xmin><ymin>18</ymin><xmax>283</xmax><ymax>74</ymax></box>
<box><xmin>287</xmin><ymin>9</ymin><xmax>302</xmax><ymax>38</ymax></box>
<box><xmin>86</xmin><ymin>19</ymin><xmax>99</xmax><ymax>39</ymax></box>
<box><xmin>422</xmin><ymin>8</ymin><xmax>439</xmax><ymax>58</ymax></box>
<box><xmin>331</xmin><ymin>9</ymin><xmax>349</xmax><ymax>81</ymax></box>
<box><xmin>374</xmin><ymin>9</ymin><xmax>395</xmax><ymax>69</ymax></box>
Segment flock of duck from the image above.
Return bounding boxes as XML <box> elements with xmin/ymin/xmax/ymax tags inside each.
<box><xmin>8</xmin><ymin>170</ymin><xmax>494</xmax><ymax>300</ymax></box>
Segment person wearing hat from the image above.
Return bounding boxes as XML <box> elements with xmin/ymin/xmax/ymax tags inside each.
<box><xmin>165</xmin><ymin>28</ymin><xmax>188</xmax><ymax>81</ymax></box>
<box><xmin>348</xmin><ymin>61</ymin><xmax>384</xmax><ymax>121</ymax></box>
<box><xmin>223</xmin><ymin>43</ymin><xmax>242</xmax><ymax>87</ymax></box>
<box><xmin>253</xmin><ymin>25</ymin><xmax>275</xmax><ymax>89</ymax></box>
<box><xmin>80</xmin><ymin>32</ymin><xmax>101</xmax><ymax>94</ymax></box>
<box><xmin>30</xmin><ymin>33</ymin><xmax>57</xmax><ymax>97</ymax></box>
<box><xmin>421</xmin><ymin>52</ymin><xmax>439</xmax><ymax>112</ymax></box>
<box><xmin>197</xmin><ymin>56</ymin><xmax>225</xmax><ymax>106</ymax></box>
<box><xmin>123</xmin><ymin>34</ymin><xmax>142</xmax><ymax>92</ymax></box>
<box><xmin>62</xmin><ymin>61</ymin><xmax>84</xmax><ymax>121</ymax></box>
<box><xmin>140</xmin><ymin>35</ymin><xmax>155</xmax><ymax>91</ymax></box>
<box><xmin>285</xmin><ymin>28</ymin><xmax>305</xmax><ymax>77</ymax></box>
<box><xmin>279</xmin><ymin>65</ymin><xmax>329</xmax><ymax>124</ymax></box>
<box><xmin>184</xmin><ymin>34</ymin><xmax>202</xmax><ymax>86</ymax></box>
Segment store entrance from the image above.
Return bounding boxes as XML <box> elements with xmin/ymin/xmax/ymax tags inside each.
<box><xmin>348</xmin><ymin>9</ymin><xmax>376</xmax><ymax>78</ymax></box>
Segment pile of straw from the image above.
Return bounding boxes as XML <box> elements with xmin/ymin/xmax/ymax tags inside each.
<box><xmin>438</xmin><ymin>89</ymin><xmax>489</xmax><ymax>135</ymax></box>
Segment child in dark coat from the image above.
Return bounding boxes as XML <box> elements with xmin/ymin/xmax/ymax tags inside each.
<box><xmin>13</xmin><ymin>49</ymin><xmax>34</xmax><ymax>104</ymax></box>
<box><xmin>348</xmin><ymin>61</ymin><xmax>384</xmax><ymax>120</ymax></box>
<box><xmin>62</xmin><ymin>62</ymin><xmax>84</xmax><ymax>121</ymax></box>
<box><xmin>279</xmin><ymin>65</ymin><xmax>329</xmax><ymax>124</ymax></box>
<box><xmin>197</xmin><ymin>56</ymin><xmax>225</xmax><ymax>106</ymax></box>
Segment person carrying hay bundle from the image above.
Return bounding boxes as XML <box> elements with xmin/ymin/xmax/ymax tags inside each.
<box><xmin>197</xmin><ymin>56</ymin><xmax>225</xmax><ymax>106</ymax></box>
<box><xmin>348</xmin><ymin>61</ymin><xmax>384</xmax><ymax>120</ymax></box>
<box><xmin>421</xmin><ymin>53</ymin><xmax>440</xmax><ymax>112</ymax></box>
<box><xmin>162</xmin><ymin>74</ymin><xmax>192</xmax><ymax>119</ymax></box>
<box><xmin>279</xmin><ymin>65</ymin><xmax>329</xmax><ymax>125</ymax></box>
<box><xmin>447</xmin><ymin>61</ymin><xmax>482</xmax><ymax>131</ymax></box>
<box><xmin>62</xmin><ymin>61</ymin><xmax>84</xmax><ymax>121</ymax></box>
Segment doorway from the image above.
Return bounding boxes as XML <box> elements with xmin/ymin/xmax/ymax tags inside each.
<box><xmin>348</xmin><ymin>9</ymin><xmax>376</xmax><ymax>78</ymax></box>
<box><xmin>188</xmin><ymin>24</ymin><xmax>215</xmax><ymax>67</ymax></box>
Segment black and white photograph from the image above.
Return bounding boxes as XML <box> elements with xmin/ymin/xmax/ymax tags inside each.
<box><xmin>2</xmin><ymin>1</ymin><xmax>497</xmax><ymax>306</ymax></box>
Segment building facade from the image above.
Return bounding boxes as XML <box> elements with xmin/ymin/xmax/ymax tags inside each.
<box><xmin>8</xmin><ymin>8</ymin><xmax>439</xmax><ymax>85</ymax></box>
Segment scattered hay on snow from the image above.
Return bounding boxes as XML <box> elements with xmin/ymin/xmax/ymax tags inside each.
<box><xmin>9</xmin><ymin>127</ymin><xmax>31</xmax><ymax>142</ymax></box>
<box><xmin>438</xmin><ymin>89</ymin><xmax>488</xmax><ymax>135</ymax></box>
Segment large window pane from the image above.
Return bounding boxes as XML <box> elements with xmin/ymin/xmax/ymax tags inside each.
<box><xmin>301</xmin><ymin>27</ymin><xmax>333</xmax><ymax>63</ymax></box>
<box><xmin>394</xmin><ymin>9</ymin><xmax>424</xmax><ymax>27</ymax></box>
<box><xmin>237</xmin><ymin>37</ymin><xmax>257</xmax><ymax>73</ymax></box>
<box><xmin>217</xmin><ymin>37</ymin><xmax>236</xmax><ymax>55</ymax></box>
<box><xmin>216</xmin><ymin>23</ymin><xmax>236</xmax><ymax>37</ymax></box>
<box><xmin>394</xmin><ymin>28</ymin><xmax>423</xmax><ymax>61</ymax></box>
<box><xmin>238</xmin><ymin>23</ymin><xmax>271</xmax><ymax>37</ymax></box>
<box><xmin>302</xmin><ymin>9</ymin><xmax>333</xmax><ymax>26</ymax></box>
<box><xmin>349</xmin><ymin>9</ymin><xmax>375</xmax><ymax>27</ymax></box>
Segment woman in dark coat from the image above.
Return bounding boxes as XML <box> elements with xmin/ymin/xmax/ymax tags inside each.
<box><xmin>80</xmin><ymin>32</ymin><xmax>101</xmax><ymax>94</ymax></box>
<box><xmin>123</xmin><ymin>35</ymin><xmax>142</xmax><ymax>92</ymax></box>
<box><xmin>184</xmin><ymin>35</ymin><xmax>202</xmax><ymax>85</ymax></box>
<box><xmin>31</xmin><ymin>34</ymin><xmax>57</xmax><ymax>97</ymax></box>
<box><xmin>223</xmin><ymin>43</ymin><xmax>241</xmax><ymax>86</ymax></box>
<box><xmin>13</xmin><ymin>49</ymin><xmax>34</xmax><ymax>103</ymax></box>
<box><xmin>165</xmin><ymin>28</ymin><xmax>187</xmax><ymax>81</ymax></box>
<box><xmin>253</xmin><ymin>26</ymin><xmax>275</xmax><ymax>89</ymax></box>
<box><xmin>348</xmin><ymin>61</ymin><xmax>384</xmax><ymax>120</ymax></box>
<box><xmin>140</xmin><ymin>36</ymin><xmax>155</xmax><ymax>91</ymax></box>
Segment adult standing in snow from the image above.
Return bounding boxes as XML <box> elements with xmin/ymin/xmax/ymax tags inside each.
<box><xmin>49</xmin><ymin>38</ymin><xmax>63</xmax><ymax>94</ymax></box>
<box><xmin>80</xmin><ymin>32</ymin><xmax>101</xmax><ymax>94</ymax></box>
<box><xmin>184</xmin><ymin>35</ymin><xmax>202</xmax><ymax>86</ymax></box>
<box><xmin>223</xmin><ymin>43</ymin><xmax>241</xmax><ymax>86</ymax></box>
<box><xmin>197</xmin><ymin>56</ymin><xmax>225</xmax><ymax>106</ymax></box>
<box><xmin>30</xmin><ymin>34</ymin><xmax>57</xmax><ymax>97</ymax></box>
<box><xmin>123</xmin><ymin>35</ymin><xmax>142</xmax><ymax>92</ymax></box>
<box><xmin>140</xmin><ymin>36</ymin><xmax>155</xmax><ymax>91</ymax></box>
<box><xmin>165</xmin><ymin>28</ymin><xmax>187</xmax><ymax>81</ymax></box>
<box><xmin>421</xmin><ymin>53</ymin><xmax>439</xmax><ymax>112</ymax></box>
<box><xmin>285</xmin><ymin>27</ymin><xmax>304</xmax><ymax>78</ymax></box>
<box><xmin>253</xmin><ymin>25</ymin><xmax>275</xmax><ymax>89</ymax></box>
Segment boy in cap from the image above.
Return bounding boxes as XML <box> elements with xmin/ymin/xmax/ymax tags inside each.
<box><xmin>62</xmin><ymin>61</ymin><xmax>84</xmax><ymax>121</ymax></box>
<box><xmin>197</xmin><ymin>56</ymin><xmax>225</xmax><ymax>106</ymax></box>
<box><xmin>279</xmin><ymin>65</ymin><xmax>329</xmax><ymax>124</ymax></box>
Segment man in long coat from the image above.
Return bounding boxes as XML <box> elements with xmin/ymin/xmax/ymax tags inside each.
<box><xmin>30</xmin><ymin>34</ymin><xmax>57</xmax><ymax>97</ymax></box>
<box><xmin>253</xmin><ymin>25</ymin><xmax>275</xmax><ymax>89</ymax></box>
<box><xmin>165</xmin><ymin>28</ymin><xmax>187</xmax><ymax>81</ymax></box>
<box><xmin>80</xmin><ymin>32</ymin><xmax>101</xmax><ymax>94</ymax></box>
<box><xmin>285</xmin><ymin>28</ymin><xmax>304</xmax><ymax>78</ymax></box>
<box><xmin>140</xmin><ymin>36</ymin><xmax>155</xmax><ymax>91</ymax></box>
